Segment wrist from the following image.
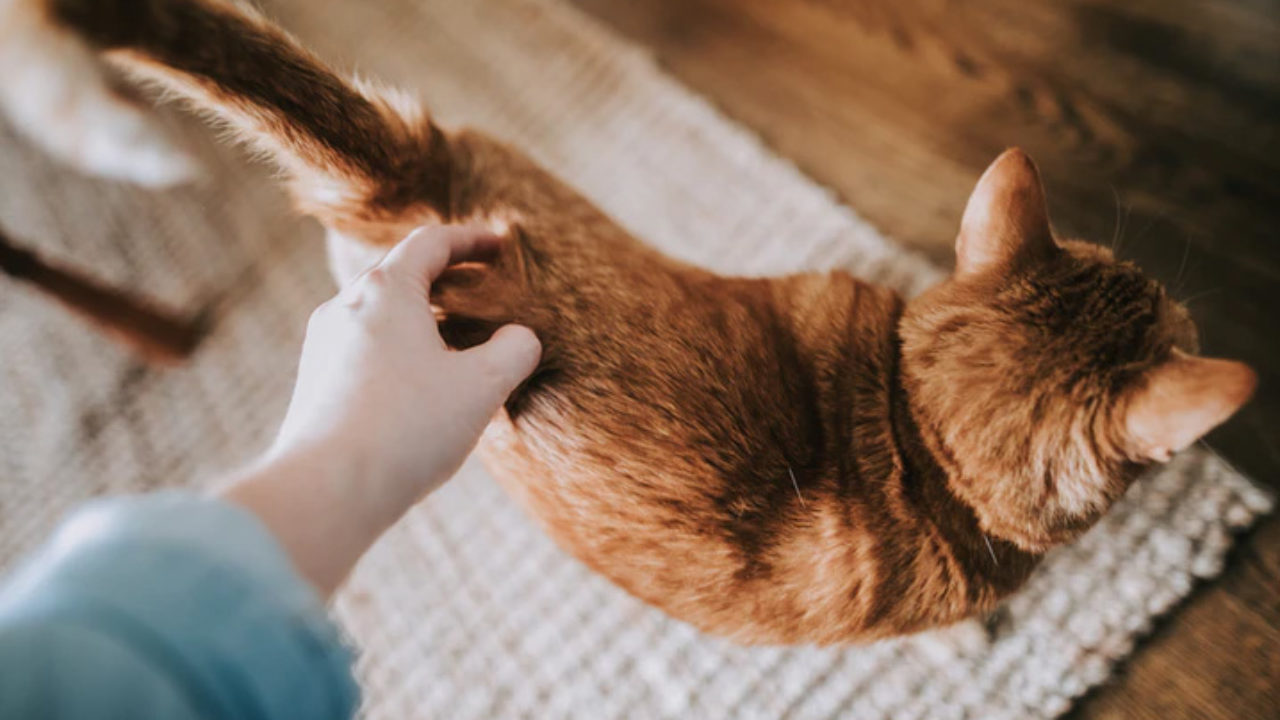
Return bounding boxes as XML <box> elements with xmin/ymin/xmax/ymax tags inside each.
<box><xmin>269</xmin><ymin>437</ymin><xmax>418</xmax><ymax>532</ymax></box>
<box><xmin>216</xmin><ymin>440</ymin><xmax>413</xmax><ymax>596</ymax></box>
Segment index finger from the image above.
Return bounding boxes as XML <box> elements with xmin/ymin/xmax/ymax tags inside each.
<box><xmin>379</xmin><ymin>225</ymin><xmax>503</xmax><ymax>288</ymax></box>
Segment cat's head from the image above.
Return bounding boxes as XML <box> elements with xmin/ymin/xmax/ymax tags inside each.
<box><xmin>900</xmin><ymin>149</ymin><xmax>1255</xmax><ymax>552</ymax></box>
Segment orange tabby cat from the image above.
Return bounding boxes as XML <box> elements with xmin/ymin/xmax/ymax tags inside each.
<box><xmin>14</xmin><ymin>0</ymin><xmax>1256</xmax><ymax>644</ymax></box>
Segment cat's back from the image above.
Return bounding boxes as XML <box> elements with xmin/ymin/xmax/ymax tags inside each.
<box><xmin>478</xmin><ymin>268</ymin><xmax>918</xmax><ymax>643</ymax></box>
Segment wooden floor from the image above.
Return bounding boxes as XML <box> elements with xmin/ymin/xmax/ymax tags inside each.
<box><xmin>569</xmin><ymin>1</ymin><xmax>1280</xmax><ymax>717</ymax></box>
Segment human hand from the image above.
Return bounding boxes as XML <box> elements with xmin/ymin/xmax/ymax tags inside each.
<box><xmin>272</xmin><ymin>225</ymin><xmax>541</xmax><ymax>503</ymax></box>
<box><xmin>223</xmin><ymin>226</ymin><xmax>540</xmax><ymax>595</ymax></box>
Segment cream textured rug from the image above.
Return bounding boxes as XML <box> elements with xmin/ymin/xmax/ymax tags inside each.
<box><xmin>0</xmin><ymin>0</ymin><xmax>1272</xmax><ymax>718</ymax></box>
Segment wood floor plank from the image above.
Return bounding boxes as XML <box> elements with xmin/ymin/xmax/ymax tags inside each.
<box><xmin>570</xmin><ymin>1</ymin><xmax>1280</xmax><ymax>717</ymax></box>
<box><xmin>573</xmin><ymin>0</ymin><xmax>1280</xmax><ymax>275</ymax></box>
<box><xmin>1068</xmin><ymin>516</ymin><xmax>1280</xmax><ymax>720</ymax></box>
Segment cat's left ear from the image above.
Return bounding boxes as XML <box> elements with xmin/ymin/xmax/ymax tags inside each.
<box><xmin>955</xmin><ymin>148</ymin><xmax>1057</xmax><ymax>277</ymax></box>
<box><xmin>1123</xmin><ymin>350</ymin><xmax>1257</xmax><ymax>462</ymax></box>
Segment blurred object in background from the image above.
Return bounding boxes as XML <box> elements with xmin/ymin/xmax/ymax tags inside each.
<box><xmin>0</xmin><ymin>225</ymin><xmax>206</xmax><ymax>364</ymax></box>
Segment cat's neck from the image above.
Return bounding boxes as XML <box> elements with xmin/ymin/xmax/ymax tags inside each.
<box><xmin>884</xmin><ymin>328</ymin><xmax>1041</xmax><ymax>590</ymax></box>
<box><xmin>811</xmin><ymin>277</ymin><xmax>1040</xmax><ymax>596</ymax></box>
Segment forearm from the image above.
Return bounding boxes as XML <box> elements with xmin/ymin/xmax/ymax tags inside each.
<box><xmin>218</xmin><ymin>442</ymin><xmax>420</xmax><ymax>598</ymax></box>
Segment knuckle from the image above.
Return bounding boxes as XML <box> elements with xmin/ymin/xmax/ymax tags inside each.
<box><xmin>361</xmin><ymin>266</ymin><xmax>391</xmax><ymax>288</ymax></box>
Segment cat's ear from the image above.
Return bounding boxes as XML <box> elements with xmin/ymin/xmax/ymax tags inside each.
<box><xmin>1123</xmin><ymin>350</ymin><xmax>1257</xmax><ymax>462</ymax></box>
<box><xmin>955</xmin><ymin>148</ymin><xmax>1057</xmax><ymax>277</ymax></box>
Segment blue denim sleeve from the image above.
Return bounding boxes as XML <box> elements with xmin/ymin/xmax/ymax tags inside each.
<box><xmin>0</xmin><ymin>491</ymin><xmax>360</xmax><ymax>720</ymax></box>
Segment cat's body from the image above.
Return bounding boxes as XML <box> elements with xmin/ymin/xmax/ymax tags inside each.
<box><xmin>380</xmin><ymin>131</ymin><xmax>1042</xmax><ymax>645</ymax></box>
<box><xmin>5</xmin><ymin>0</ymin><xmax>1255</xmax><ymax>644</ymax></box>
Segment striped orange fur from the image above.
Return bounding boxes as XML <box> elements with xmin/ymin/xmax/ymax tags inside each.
<box><xmin>27</xmin><ymin>0</ymin><xmax>1257</xmax><ymax>643</ymax></box>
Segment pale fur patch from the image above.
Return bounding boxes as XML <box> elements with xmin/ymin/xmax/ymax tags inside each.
<box><xmin>0</xmin><ymin>0</ymin><xmax>198</xmax><ymax>186</ymax></box>
<box><xmin>1040</xmin><ymin>416</ymin><xmax>1112</xmax><ymax>519</ymax></box>
<box><xmin>325</xmin><ymin>227</ymin><xmax>386</xmax><ymax>287</ymax></box>
<box><xmin>353</xmin><ymin>76</ymin><xmax>428</xmax><ymax>129</ymax></box>
<box><xmin>109</xmin><ymin>51</ymin><xmax>319</xmax><ymax>178</ymax></box>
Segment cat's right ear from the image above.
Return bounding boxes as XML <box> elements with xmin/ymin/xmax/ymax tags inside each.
<box><xmin>955</xmin><ymin>148</ymin><xmax>1057</xmax><ymax>277</ymax></box>
<box><xmin>1122</xmin><ymin>350</ymin><xmax>1257</xmax><ymax>462</ymax></box>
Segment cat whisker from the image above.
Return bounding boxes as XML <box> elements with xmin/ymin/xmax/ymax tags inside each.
<box><xmin>787</xmin><ymin>465</ymin><xmax>806</xmax><ymax>508</ymax></box>
<box><xmin>1196</xmin><ymin>439</ymin><xmax>1244</xmax><ymax>477</ymax></box>
<box><xmin>982</xmin><ymin>535</ymin><xmax>999</xmax><ymax>566</ymax></box>
<box><xmin>1128</xmin><ymin>207</ymin><xmax>1168</xmax><ymax>261</ymax></box>
<box><xmin>1173</xmin><ymin>232</ymin><xmax>1192</xmax><ymax>292</ymax></box>
<box><xmin>1109</xmin><ymin>186</ymin><xmax>1121</xmax><ymax>251</ymax></box>
<box><xmin>1108</xmin><ymin>185</ymin><xmax>1131</xmax><ymax>256</ymax></box>
<box><xmin>1180</xmin><ymin>287</ymin><xmax>1223</xmax><ymax>308</ymax></box>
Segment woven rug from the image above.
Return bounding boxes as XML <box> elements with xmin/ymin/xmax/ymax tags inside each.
<box><xmin>0</xmin><ymin>0</ymin><xmax>1271</xmax><ymax>718</ymax></box>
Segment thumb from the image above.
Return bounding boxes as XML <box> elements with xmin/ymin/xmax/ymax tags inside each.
<box><xmin>463</xmin><ymin>324</ymin><xmax>542</xmax><ymax>405</ymax></box>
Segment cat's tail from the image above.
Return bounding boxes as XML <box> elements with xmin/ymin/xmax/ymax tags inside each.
<box><xmin>35</xmin><ymin>0</ymin><xmax>452</xmax><ymax>235</ymax></box>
